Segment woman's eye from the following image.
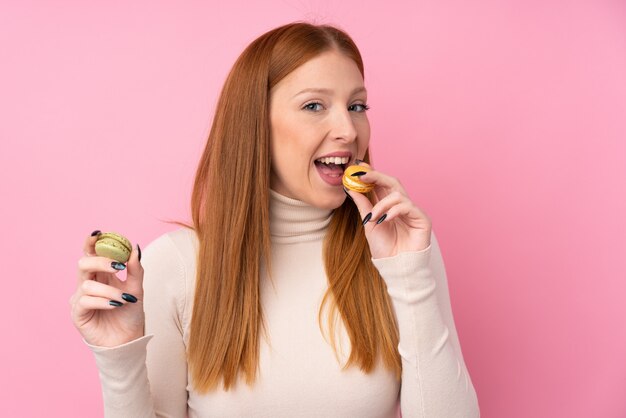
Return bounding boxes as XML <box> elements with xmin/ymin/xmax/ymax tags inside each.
<box><xmin>302</xmin><ymin>102</ymin><xmax>370</xmax><ymax>112</ymax></box>
<box><xmin>349</xmin><ymin>103</ymin><xmax>370</xmax><ymax>112</ymax></box>
<box><xmin>303</xmin><ymin>102</ymin><xmax>324</xmax><ymax>112</ymax></box>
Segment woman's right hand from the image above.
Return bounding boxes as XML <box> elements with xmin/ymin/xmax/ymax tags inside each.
<box><xmin>70</xmin><ymin>231</ymin><xmax>145</xmax><ymax>347</ymax></box>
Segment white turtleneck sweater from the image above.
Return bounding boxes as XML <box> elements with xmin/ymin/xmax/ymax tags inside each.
<box><xmin>87</xmin><ymin>190</ymin><xmax>480</xmax><ymax>417</ymax></box>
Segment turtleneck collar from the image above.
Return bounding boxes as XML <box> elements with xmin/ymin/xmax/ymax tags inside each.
<box><xmin>269</xmin><ymin>189</ymin><xmax>333</xmax><ymax>244</ymax></box>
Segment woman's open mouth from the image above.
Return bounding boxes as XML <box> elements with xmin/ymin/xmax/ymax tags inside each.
<box><xmin>314</xmin><ymin>156</ymin><xmax>349</xmax><ymax>186</ymax></box>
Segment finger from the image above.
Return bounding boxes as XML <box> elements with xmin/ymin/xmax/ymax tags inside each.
<box><xmin>379</xmin><ymin>201</ymin><xmax>432</xmax><ymax>229</ymax></box>
<box><xmin>377</xmin><ymin>201</ymin><xmax>415</xmax><ymax>224</ymax></box>
<box><xmin>77</xmin><ymin>255</ymin><xmax>127</xmax><ymax>283</ymax></box>
<box><xmin>357</xmin><ymin>170</ymin><xmax>407</xmax><ymax>198</ymax></box>
<box><xmin>125</xmin><ymin>243</ymin><xmax>144</xmax><ymax>288</ymax></box>
<box><xmin>76</xmin><ymin>295</ymin><xmax>124</xmax><ymax>312</ymax></box>
<box><xmin>366</xmin><ymin>191</ymin><xmax>405</xmax><ymax>223</ymax></box>
<box><xmin>350</xmin><ymin>163</ymin><xmax>403</xmax><ymax>201</ymax></box>
<box><xmin>80</xmin><ymin>279</ymin><xmax>140</xmax><ymax>305</ymax></box>
<box><xmin>83</xmin><ymin>230</ymin><xmax>102</xmax><ymax>256</ymax></box>
<box><xmin>344</xmin><ymin>187</ymin><xmax>374</xmax><ymax>224</ymax></box>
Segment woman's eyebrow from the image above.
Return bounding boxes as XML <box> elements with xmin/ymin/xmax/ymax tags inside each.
<box><xmin>291</xmin><ymin>86</ymin><xmax>367</xmax><ymax>98</ymax></box>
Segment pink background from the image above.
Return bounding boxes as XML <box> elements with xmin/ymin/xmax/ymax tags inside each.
<box><xmin>1</xmin><ymin>1</ymin><xmax>625</xmax><ymax>417</ymax></box>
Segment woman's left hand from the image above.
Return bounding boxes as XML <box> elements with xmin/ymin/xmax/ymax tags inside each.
<box><xmin>344</xmin><ymin>162</ymin><xmax>432</xmax><ymax>259</ymax></box>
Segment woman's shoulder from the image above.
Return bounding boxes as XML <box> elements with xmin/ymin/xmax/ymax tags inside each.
<box><xmin>141</xmin><ymin>227</ymin><xmax>198</xmax><ymax>306</ymax></box>
<box><xmin>143</xmin><ymin>226</ymin><xmax>198</xmax><ymax>268</ymax></box>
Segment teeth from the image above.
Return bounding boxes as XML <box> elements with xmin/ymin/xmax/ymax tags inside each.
<box><xmin>316</xmin><ymin>156</ymin><xmax>349</xmax><ymax>164</ymax></box>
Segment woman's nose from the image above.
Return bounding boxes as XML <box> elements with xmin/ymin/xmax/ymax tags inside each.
<box><xmin>329</xmin><ymin>109</ymin><xmax>358</xmax><ymax>142</ymax></box>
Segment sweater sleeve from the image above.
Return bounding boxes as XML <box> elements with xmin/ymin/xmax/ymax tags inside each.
<box><xmin>372</xmin><ymin>230</ymin><xmax>480</xmax><ymax>418</ymax></box>
<box><xmin>85</xmin><ymin>232</ymin><xmax>189</xmax><ymax>418</ymax></box>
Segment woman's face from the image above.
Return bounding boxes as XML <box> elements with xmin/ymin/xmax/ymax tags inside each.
<box><xmin>269</xmin><ymin>49</ymin><xmax>370</xmax><ymax>209</ymax></box>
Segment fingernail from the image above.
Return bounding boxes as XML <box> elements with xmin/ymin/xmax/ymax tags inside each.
<box><xmin>350</xmin><ymin>171</ymin><xmax>367</xmax><ymax>177</ymax></box>
<box><xmin>376</xmin><ymin>213</ymin><xmax>388</xmax><ymax>224</ymax></box>
<box><xmin>137</xmin><ymin>244</ymin><xmax>142</xmax><ymax>262</ymax></box>
<box><xmin>111</xmin><ymin>261</ymin><xmax>126</xmax><ymax>271</ymax></box>
<box><xmin>121</xmin><ymin>293</ymin><xmax>137</xmax><ymax>303</ymax></box>
<box><xmin>109</xmin><ymin>300</ymin><xmax>123</xmax><ymax>307</ymax></box>
<box><xmin>355</xmin><ymin>159</ymin><xmax>363</xmax><ymax>164</ymax></box>
<box><xmin>362</xmin><ymin>212</ymin><xmax>372</xmax><ymax>225</ymax></box>
<box><xmin>343</xmin><ymin>187</ymin><xmax>353</xmax><ymax>201</ymax></box>
<box><xmin>91</xmin><ymin>230</ymin><xmax>102</xmax><ymax>237</ymax></box>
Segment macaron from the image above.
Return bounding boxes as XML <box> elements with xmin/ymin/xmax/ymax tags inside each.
<box><xmin>95</xmin><ymin>232</ymin><xmax>132</xmax><ymax>263</ymax></box>
<box><xmin>342</xmin><ymin>165</ymin><xmax>374</xmax><ymax>193</ymax></box>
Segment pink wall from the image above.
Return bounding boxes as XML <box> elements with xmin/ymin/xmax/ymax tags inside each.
<box><xmin>1</xmin><ymin>1</ymin><xmax>625</xmax><ymax>417</ymax></box>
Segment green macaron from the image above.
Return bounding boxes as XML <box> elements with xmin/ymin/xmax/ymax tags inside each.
<box><xmin>95</xmin><ymin>232</ymin><xmax>132</xmax><ymax>263</ymax></box>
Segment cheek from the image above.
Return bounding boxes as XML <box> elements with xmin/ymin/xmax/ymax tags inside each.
<box><xmin>357</xmin><ymin>121</ymin><xmax>371</xmax><ymax>153</ymax></box>
<box><xmin>269</xmin><ymin>115</ymin><xmax>289</xmax><ymax>165</ymax></box>
<box><xmin>270</xmin><ymin>121</ymin><xmax>304</xmax><ymax>182</ymax></box>
<box><xmin>272</xmin><ymin>124</ymin><xmax>316</xmax><ymax>165</ymax></box>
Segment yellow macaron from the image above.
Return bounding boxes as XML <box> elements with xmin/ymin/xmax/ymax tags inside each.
<box><xmin>342</xmin><ymin>165</ymin><xmax>374</xmax><ymax>193</ymax></box>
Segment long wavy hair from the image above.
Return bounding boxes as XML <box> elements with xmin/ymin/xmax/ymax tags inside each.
<box><xmin>170</xmin><ymin>21</ymin><xmax>401</xmax><ymax>392</ymax></box>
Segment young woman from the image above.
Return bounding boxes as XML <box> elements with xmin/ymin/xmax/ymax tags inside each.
<box><xmin>71</xmin><ymin>22</ymin><xmax>480</xmax><ymax>417</ymax></box>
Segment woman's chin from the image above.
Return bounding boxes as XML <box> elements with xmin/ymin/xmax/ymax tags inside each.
<box><xmin>310</xmin><ymin>188</ymin><xmax>346</xmax><ymax>210</ymax></box>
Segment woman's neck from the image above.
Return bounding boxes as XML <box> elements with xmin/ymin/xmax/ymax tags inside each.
<box><xmin>269</xmin><ymin>189</ymin><xmax>333</xmax><ymax>244</ymax></box>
